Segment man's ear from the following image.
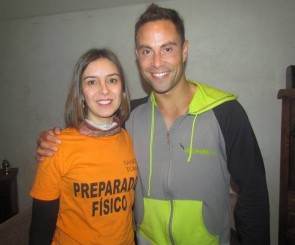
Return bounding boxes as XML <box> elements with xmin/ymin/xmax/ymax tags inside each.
<box><xmin>135</xmin><ymin>49</ymin><xmax>139</xmax><ymax>58</ymax></box>
<box><xmin>182</xmin><ymin>40</ymin><xmax>189</xmax><ymax>63</ymax></box>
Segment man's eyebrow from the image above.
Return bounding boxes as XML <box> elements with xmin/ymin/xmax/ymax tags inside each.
<box><xmin>161</xmin><ymin>41</ymin><xmax>178</xmax><ymax>47</ymax></box>
<box><xmin>136</xmin><ymin>44</ymin><xmax>151</xmax><ymax>49</ymax></box>
<box><xmin>137</xmin><ymin>41</ymin><xmax>178</xmax><ymax>50</ymax></box>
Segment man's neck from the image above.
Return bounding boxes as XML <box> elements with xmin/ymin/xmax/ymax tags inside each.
<box><xmin>154</xmin><ymin>80</ymin><xmax>196</xmax><ymax>130</ymax></box>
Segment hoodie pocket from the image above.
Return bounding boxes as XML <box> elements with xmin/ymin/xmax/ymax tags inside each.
<box><xmin>138</xmin><ymin>198</ymin><xmax>218</xmax><ymax>245</ymax></box>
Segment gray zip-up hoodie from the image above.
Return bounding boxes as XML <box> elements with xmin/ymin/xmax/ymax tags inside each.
<box><xmin>126</xmin><ymin>81</ymin><xmax>270</xmax><ymax>245</ymax></box>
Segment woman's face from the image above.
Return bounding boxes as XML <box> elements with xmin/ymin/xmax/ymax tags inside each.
<box><xmin>82</xmin><ymin>58</ymin><xmax>123</xmax><ymax>125</ymax></box>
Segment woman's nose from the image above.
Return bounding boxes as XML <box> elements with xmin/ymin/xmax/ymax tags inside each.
<box><xmin>98</xmin><ymin>81</ymin><xmax>109</xmax><ymax>94</ymax></box>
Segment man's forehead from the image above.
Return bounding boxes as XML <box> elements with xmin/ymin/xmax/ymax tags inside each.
<box><xmin>136</xmin><ymin>20</ymin><xmax>180</xmax><ymax>47</ymax></box>
<box><xmin>138</xmin><ymin>20</ymin><xmax>176</xmax><ymax>33</ymax></box>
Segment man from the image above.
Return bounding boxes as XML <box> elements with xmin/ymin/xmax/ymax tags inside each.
<box><xmin>36</xmin><ymin>4</ymin><xmax>270</xmax><ymax>245</ymax></box>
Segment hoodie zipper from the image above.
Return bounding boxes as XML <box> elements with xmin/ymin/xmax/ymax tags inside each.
<box><xmin>169</xmin><ymin>200</ymin><xmax>175</xmax><ymax>245</ymax></box>
<box><xmin>166</xmin><ymin>129</ymin><xmax>175</xmax><ymax>245</ymax></box>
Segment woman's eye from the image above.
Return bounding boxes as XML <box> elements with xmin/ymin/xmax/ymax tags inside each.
<box><xmin>109</xmin><ymin>77</ymin><xmax>121</xmax><ymax>84</ymax></box>
<box><xmin>109</xmin><ymin>78</ymin><xmax>117</xmax><ymax>83</ymax></box>
<box><xmin>87</xmin><ymin>80</ymin><xmax>96</xmax><ymax>85</ymax></box>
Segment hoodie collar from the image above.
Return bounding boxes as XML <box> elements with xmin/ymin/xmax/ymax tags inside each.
<box><xmin>149</xmin><ymin>80</ymin><xmax>237</xmax><ymax>115</ymax></box>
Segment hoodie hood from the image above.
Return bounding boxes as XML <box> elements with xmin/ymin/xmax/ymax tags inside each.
<box><xmin>188</xmin><ymin>80</ymin><xmax>237</xmax><ymax>115</ymax></box>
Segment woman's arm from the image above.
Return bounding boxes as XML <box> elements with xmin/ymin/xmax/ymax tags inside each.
<box><xmin>29</xmin><ymin>198</ymin><xmax>59</xmax><ymax>245</ymax></box>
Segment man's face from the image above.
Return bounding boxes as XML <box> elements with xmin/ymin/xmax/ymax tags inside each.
<box><xmin>136</xmin><ymin>20</ymin><xmax>188</xmax><ymax>94</ymax></box>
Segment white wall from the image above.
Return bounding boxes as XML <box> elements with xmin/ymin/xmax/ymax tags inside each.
<box><xmin>0</xmin><ymin>0</ymin><xmax>294</xmax><ymax>243</ymax></box>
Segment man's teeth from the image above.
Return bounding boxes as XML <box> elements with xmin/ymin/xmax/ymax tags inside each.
<box><xmin>153</xmin><ymin>72</ymin><xmax>167</xmax><ymax>77</ymax></box>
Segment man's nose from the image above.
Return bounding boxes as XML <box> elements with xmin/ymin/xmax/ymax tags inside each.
<box><xmin>151</xmin><ymin>52</ymin><xmax>163</xmax><ymax>68</ymax></box>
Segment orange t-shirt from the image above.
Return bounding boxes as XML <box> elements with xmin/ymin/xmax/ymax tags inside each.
<box><xmin>31</xmin><ymin>127</ymin><xmax>137</xmax><ymax>245</ymax></box>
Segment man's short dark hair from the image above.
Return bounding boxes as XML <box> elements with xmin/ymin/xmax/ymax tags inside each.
<box><xmin>135</xmin><ymin>3</ymin><xmax>185</xmax><ymax>46</ymax></box>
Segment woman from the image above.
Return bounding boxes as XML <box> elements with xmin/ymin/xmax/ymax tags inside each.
<box><xmin>29</xmin><ymin>48</ymin><xmax>137</xmax><ymax>245</ymax></box>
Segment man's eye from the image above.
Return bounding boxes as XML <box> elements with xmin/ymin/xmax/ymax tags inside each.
<box><xmin>164</xmin><ymin>47</ymin><xmax>173</xmax><ymax>53</ymax></box>
<box><xmin>142</xmin><ymin>49</ymin><xmax>151</xmax><ymax>55</ymax></box>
